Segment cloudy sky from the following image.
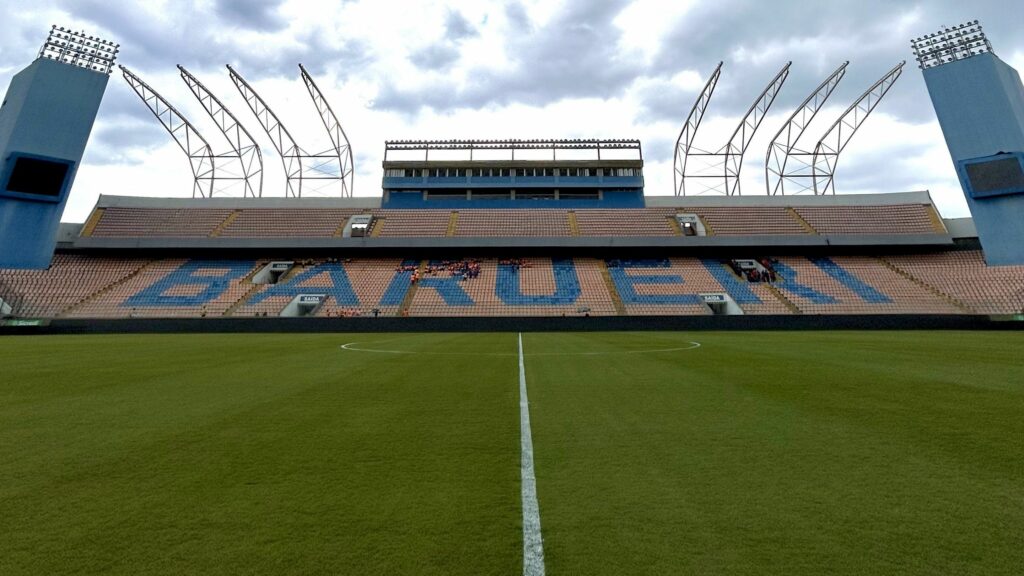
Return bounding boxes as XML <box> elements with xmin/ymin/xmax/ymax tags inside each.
<box><xmin>2</xmin><ymin>0</ymin><xmax>1022</xmax><ymax>221</ymax></box>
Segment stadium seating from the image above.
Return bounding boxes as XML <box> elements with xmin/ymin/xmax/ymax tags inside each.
<box><xmin>79</xmin><ymin>204</ymin><xmax>945</xmax><ymax>239</ymax></box>
<box><xmin>454</xmin><ymin>210</ymin><xmax>572</xmax><ymax>237</ymax></box>
<box><xmin>371</xmin><ymin>210</ymin><xmax>450</xmax><ymax>237</ymax></box>
<box><xmin>89</xmin><ymin>207</ymin><xmax>232</xmax><ymax>237</ymax></box>
<box><xmin>4</xmin><ymin>251</ymin><xmax>1022</xmax><ymax>318</ymax></box>
<box><xmin>220</xmin><ymin>209</ymin><xmax>361</xmax><ymax>237</ymax></box>
<box><xmin>0</xmin><ymin>255</ymin><xmax>147</xmax><ymax>318</ymax></box>
<box><xmin>795</xmin><ymin>205</ymin><xmax>941</xmax><ymax>235</ymax></box>
<box><xmin>689</xmin><ymin>207</ymin><xmax>807</xmax><ymax>235</ymax></box>
<box><xmin>575</xmin><ymin>209</ymin><xmax>676</xmax><ymax>236</ymax></box>
<box><xmin>885</xmin><ymin>251</ymin><xmax>1024</xmax><ymax>314</ymax></box>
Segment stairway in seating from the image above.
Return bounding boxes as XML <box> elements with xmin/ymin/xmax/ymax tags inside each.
<box><xmin>58</xmin><ymin>260</ymin><xmax>154</xmax><ymax>317</ymax></box>
<box><xmin>597</xmin><ymin>260</ymin><xmax>626</xmax><ymax>315</ymax></box>
<box><xmin>693</xmin><ymin>213</ymin><xmax>715</xmax><ymax>236</ymax></box>
<box><xmin>369</xmin><ymin>218</ymin><xmax>385</xmax><ymax>237</ymax></box>
<box><xmin>765</xmin><ymin>283</ymin><xmax>802</xmax><ymax>314</ymax></box>
<box><xmin>877</xmin><ymin>256</ymin><xmax>973</xmax><ymax>313</ymax></box>
<box><xmin>786</xmin><ymin>207</ymin><xmax>817</xmax><ymax>235</ymax></box>
<box><xmin>446</xmin><ymin>211</ymin><xmax>459</xmax><ymax>237</ymax></box>
<box><xmin>398</xmin><ymin>260</ymin><xmax>428</xmax><ymax>316</ymax></box>
<box><xmin>210</xmin><ymin>210</ymin><xmax>241</xmax><ymax>237</ymax></box>
<box><xmin>567</xmin><ymin>212</ymin><xmax>580</xmax><ymax>236</ymax></box>
<box><xmin>668</xmin><ymin>215</ymin><xmax>683</xmax><ymax>236</ymax></box>
<box><xmin>924</xmin><ymin>204</ymin><xmax>948</xmax><ymax>233</ymax></box>
<box><xmin>223</xmin><ymin>261</ymin><xmax>274</xmax><ymax>317</ymax></box>
<box><xmin>225</xmin><ymin>261</ymin><xmax>308</xmax><ymax>317</ymax></box>
<box><xmin>725</xmin><ymin>262</ymin><xmax>801</xmax><ymax>314</ymax></box>
<box><xmin>80</xmin><ymin>208</ymin><xmax>105</xmax><ymax>237</ymax></box>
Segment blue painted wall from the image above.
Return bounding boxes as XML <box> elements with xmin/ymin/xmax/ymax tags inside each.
<box><xmin>0</xmin><ymin>58</ymin><xmax>108</xmax><ymax>269</ymax></box>
<box><xmin>923</xmin><ymin>53</ymin><xmax>1024</xmax><ymax>265</ymax></box>
<box><xmin>383</xmin><ymin>189</ymin><xmax>645</xmax><ymax>209</ymax></box>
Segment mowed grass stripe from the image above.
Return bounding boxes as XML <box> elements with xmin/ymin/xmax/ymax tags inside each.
<box><xmin>0</xmin><ymin>333</ymin><xmax>522</xmax><ymax>575</ymax></box>
<box><xmin>524</xmin><ymin>331</ymin><xmax>1024</xmax><ymax>576</ymax></box>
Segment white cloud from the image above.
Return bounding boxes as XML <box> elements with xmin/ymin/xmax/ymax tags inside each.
<box><xmin>0</xmin><ymin>0</ymin><xmax>1020</xmax><ymax>222</ymax></box>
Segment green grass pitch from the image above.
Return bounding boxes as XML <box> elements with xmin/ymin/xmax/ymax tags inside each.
<box><xmin>1</xmin><ymin>331</ymin><xmax>1022</xmax><ymax>575</ymax></box>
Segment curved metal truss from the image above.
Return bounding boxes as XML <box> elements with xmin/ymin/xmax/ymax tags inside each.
<box><xmin>765</xmin><ymin>62</ymin><xmax>849</xmax><ymax>195</ymax></box>
<box><xmin>120</xmin><ymin>65</ymin><xmax>215</xmax><ymax>198</ymax></box>
<box><xmin>673</xmin><ymin>62</ymin><xmax>722</xmax><ymax>197</ymax></box>
<box><xmin>299</xmin><ymin>64</ymin><xmax>355</xmax><ymax>197</ymax></box>
<box><xmin>228</xmin><ymin>65</ymin><xmax>352</xmax><ymax>198</ymax></box>
<box><xmin>226</xmin><ymin>64</ymin><xmax>303</xmax><ymax>197</ymax></box>
<box><xmin>178</xmin><ymin>66</ymin><xmax>263</xmax><ymax>198</ymax></box>
<box><xmin>811</xmin><ymin>61</ymin><xmax>905</xmax><ymax>195</ymax></box>
<box><xmin>675</xmin><ymin>62</ymin><xmax>791</xmax><ymax>196</ymax></box>
<box><xmin>770</xmin><ymin>62</ymin><xmax>905</xmax><ymax>195</ymax></box>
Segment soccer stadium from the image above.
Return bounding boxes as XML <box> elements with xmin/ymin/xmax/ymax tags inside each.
<box><xmin>1</xmin><ymin>7</ymin><xmax>1023</xmax><ymax>576</ymax></box>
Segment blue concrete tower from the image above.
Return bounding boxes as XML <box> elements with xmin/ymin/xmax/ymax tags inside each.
<box><xmin>915</xmin><ymin>21</ymin><xmax>1024</xmax><ymax>265</ymax></box>
<box><xmin>0</xmin><ymin>27</ymin><xmax>116</xmax><ymax>269</ymax></box>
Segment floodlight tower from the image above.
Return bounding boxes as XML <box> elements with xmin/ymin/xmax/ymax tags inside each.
<box><xmin>0</xmin><ymin>26</ymin><xmax>116</xmax><ymax>269</ymax></box>
<box><xmin>913</xmin><ymin>20</ymin><xmax>1024</xmax><ymax>265</ymax></box>
<box><xmin>673</xmin><ymin>62</ymin><xmax>791</xmax><ymax>195</ymax></box>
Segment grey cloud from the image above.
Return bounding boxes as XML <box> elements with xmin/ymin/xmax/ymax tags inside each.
<box><xmin>54</xmin><ymin>0</ymin><xmax>373</xmax><ymax>80</ymax></box>
<box><xmin>84</xmin><ymin>119</ymin><xmax>168</xmax><ymax>165</ymax></box>
<box><xmin>214</xmin><ymin>0</ymin><xmax>287</xmax><ymax>32</ymax></box>
<box><xmin>648</xmin><ymin>0</ymin><xmax>1024</xmax><ymax>124</ymax></box>
<box><xmin>403</xmin><ymin>10</ymin><xmax>478</xmax><ymax>72</ymax></box>
<box><xmin>374</xmin><ymin>0</ymin><xmax>641</xmax><ymax>113</ymax></box>
<box><xmin>504</xmin><ymin>2</ymin><xmax>531</xmax><ymax>33</ymax></box>
<box><xmin>445</xmin><ymin>10</ymin><xmax>477</xmax><ymax>41</ymax></box>
<box><xmin>409</xmin><ymin>43</ymin><xmax>460</xmax><ymax>71</ymax></box>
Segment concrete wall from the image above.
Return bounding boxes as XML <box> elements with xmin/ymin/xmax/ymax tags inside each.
<box><xmin>0</xmin><ymin>58</ymin><xmax>107</xmax><ymax>268</ymax></box>
<box><xmin>924</xmin><ymin>53</ymin><xmax>1024</xmax><ymax>265</ymax></box>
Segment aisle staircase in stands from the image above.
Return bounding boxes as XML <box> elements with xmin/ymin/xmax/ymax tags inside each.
<box><xmin>210</xmin><ymin>210</ymin><xmax>241</xmax><ymax>237</ymax></box>
<box><xmin>398</xmin><ymin>260</ymin><xmax>428</xmax><ymax>316</ymax></box>
<box><xmin>58</xmin><ymin>260</ymin><xmax>154</xmax><ymax>317</ymax></box>
<box><xmin>877</xmin><ymin>257</ymin><xmax>972</xmax><ymax>313</ymax></box>
<box><xmin>597</xmin><ymin>260</ymin><xmax>626</xmax><ymax>315</ymax></box>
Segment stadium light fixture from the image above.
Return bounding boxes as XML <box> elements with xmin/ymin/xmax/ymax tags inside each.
<box><xmin>911</xmin><ymin>20</ymin><xmax>992</xmax><ymax>70</ymax></box>
<box><xmin>38</xmin><ymin>25</ymin><xmax>118</xmax><ymax>74</ymax></box>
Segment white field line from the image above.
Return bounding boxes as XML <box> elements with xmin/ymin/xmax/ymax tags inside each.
<box><xmin>519</xmin><ymin>332</ymin><xmax>545</xmax><ymax>576</ymax></box>
<box><xmin>339</xmin><ymin>341</ymin><xmax>701</xmax><ymax>357</ymax></box>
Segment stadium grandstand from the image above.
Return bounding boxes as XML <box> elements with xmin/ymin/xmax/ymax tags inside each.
<box><xmin>1</xmin><ymin>184</ymin><xmax>1020</xmax><ymax>321</ymax></box>
<box><xmin>2</xmin><ymin>26</ymin><xmax>1023</xmax><ymax>327</ymax></box>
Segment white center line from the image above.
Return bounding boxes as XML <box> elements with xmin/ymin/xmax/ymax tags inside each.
<box><xmin>519</xmin><ymin>332</ymin><xmax>545</xmax><ymax>576</ymax></box>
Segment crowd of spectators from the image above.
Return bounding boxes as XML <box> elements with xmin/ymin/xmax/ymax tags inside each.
<box><xmin>499</xmin><ymin>258</ymin><xmax>529</xmax><ymax>270</ymax></box>
<box><xmin>729</xmin><ymin>258</ymin><xmax>778</xmax><ymax>283</ymax></box>
<box><xmin>402</xmin><ymin>259</ymin><xmax>484</xmax><ymax>284</ymax></box>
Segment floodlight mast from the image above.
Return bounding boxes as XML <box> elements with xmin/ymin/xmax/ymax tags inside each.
<box><xmin>299</xmin><ymin>64</ymin><xmax>355</xmax><ymax>197</ymax></box>
<box><xmin>811</xmin><ymin>61</ymin><xmax>905</xmax><ymax>194</ymax></box>
<box><xmin>39</xmin><ymin>25</ymin><xmax>119</xmax><ymax>74</ymax></box>
<box><xmin>910</xmin><ymin>21</ymin><xmax>992</xmax><ymax>69</ymax></box>
<box><xmin>673</xmin><ymin>62</ymin><xmax>722</xmax><ymax>197</ymax></box>
<box><xmin>227</xmin><ymin>64</ymin><xmax>304</xmax><ymax>197</ymax></box>
<box><xmin>765</xmin><ymin>62</ymin><xmax>849</xmax><ymax>195</ymax></box>
<box><xmin>179</xmin><ymin>66</ymin><xmax>263</xmax><ymax>198</ymax></box>
<box><xmin>120</xmin><ymin>65</ymin><xmax>215</xmax><ymax>198</ymax></box>
<box><xmin>722</xmin><ymin>61</ymin><xmax>791</xmax><ymax>195</ymax></box>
